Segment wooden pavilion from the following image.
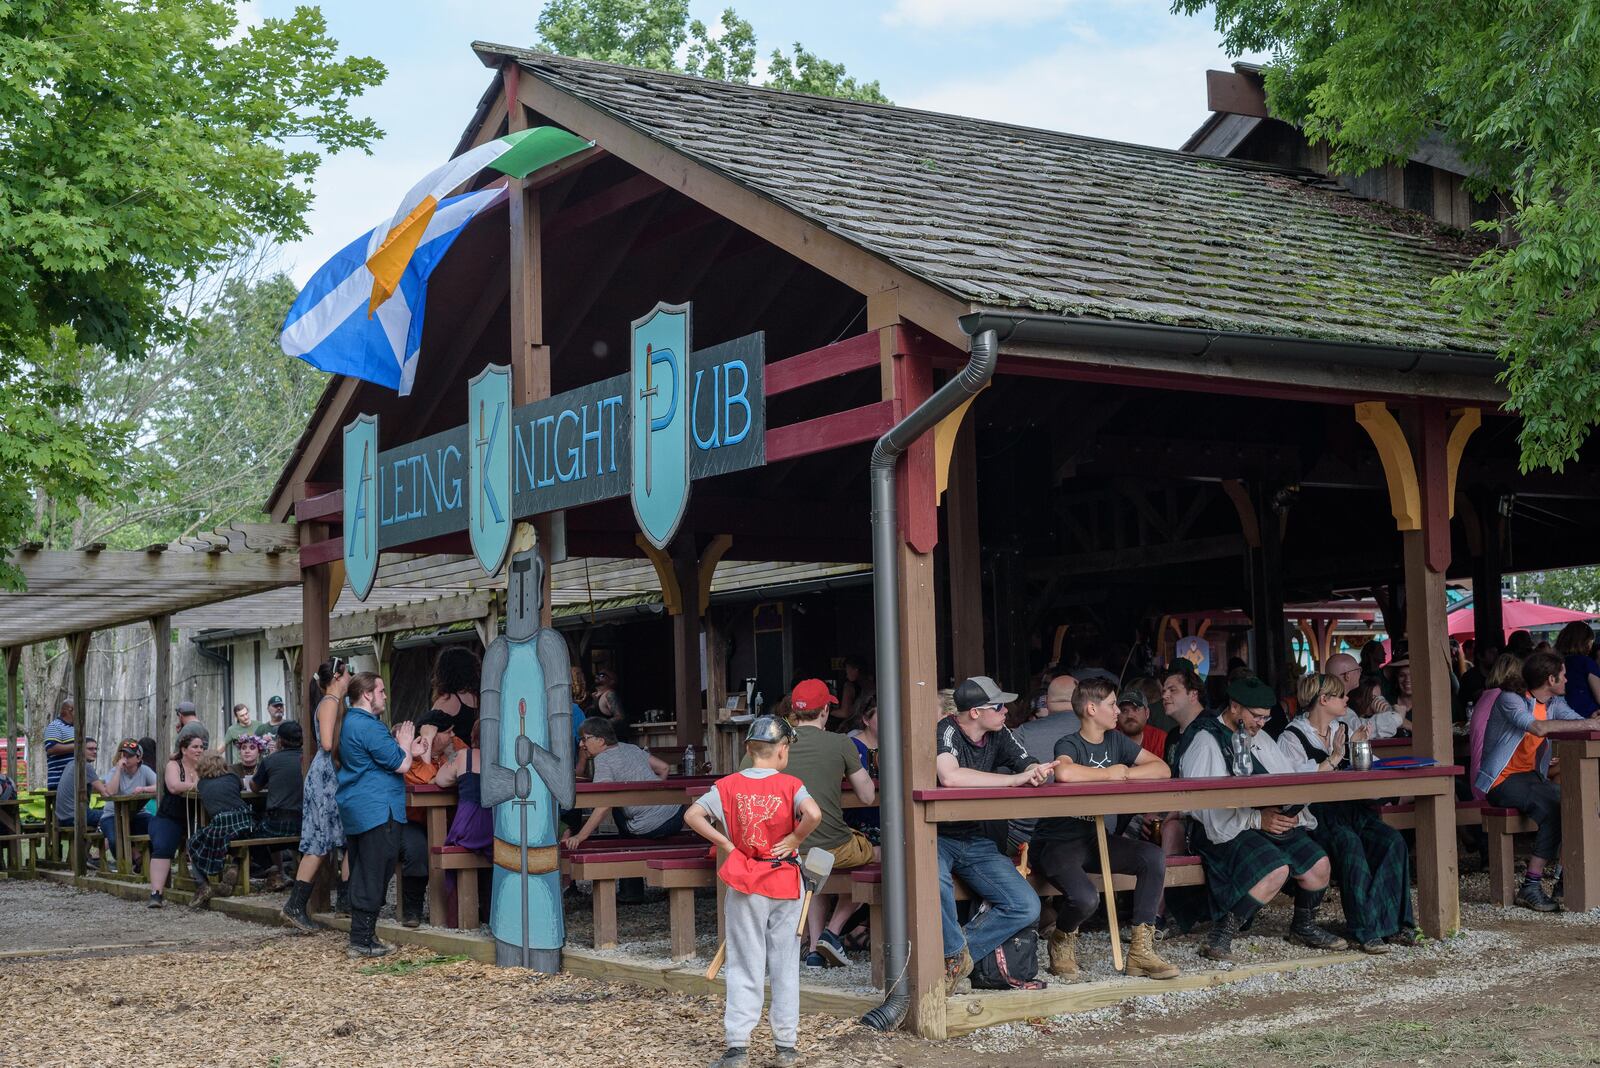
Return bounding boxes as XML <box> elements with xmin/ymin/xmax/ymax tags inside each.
<box><xmin>250</xmin><ymin>45</ymin><xmax>1600</xmax><ymax>1035</ymax></box>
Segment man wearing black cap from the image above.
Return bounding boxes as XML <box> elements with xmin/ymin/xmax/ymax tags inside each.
<box><xmin>175</xmin><ymin>700</ymin><xmax>209</xmax><ymax>746</ymax></box>
<box><xmin>935</xmin><ymin>676</ymin><xmax>1052</xmax><ymax>993</ymax></box>
<box><xmin>1179</xmin><ymin>675</ymin><xmax>1345</xmax><ymax>961</ymax></box>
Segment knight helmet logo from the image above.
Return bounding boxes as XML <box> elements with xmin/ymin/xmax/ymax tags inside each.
<box><xmin>469</xmin><ymin>363</ymin><xmax>514</xmax><ymax>577</ymax></box>
<box><xmin>630</xmin><ymin>302</ymin><xmax>692</xmax><ymax>550</ymax></box>
<box><xmin>342</xmin><ymin>413</ymin><xmax>380</xmax><ymax>601</ymax></box>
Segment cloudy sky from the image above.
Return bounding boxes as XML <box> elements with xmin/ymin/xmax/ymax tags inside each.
<box><xmin>253</xmin><ymin>0</ymin><xmax>1254</xmax><ymax>283</ymax></box>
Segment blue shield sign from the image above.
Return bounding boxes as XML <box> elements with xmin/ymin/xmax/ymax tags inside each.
<box><xmin>631</xmin><ymin>302</ymin><xmax>692</xmax><ymax>550</ymax></box>
<box><xmin>469</xmin><ymin>363</ymin><xmax>514</xmax><ymax>577</ymax></box>
<box><xmin>342</xmin><ymin>414</ymin><xmax>380</xmax><ymax>601</ymax></box>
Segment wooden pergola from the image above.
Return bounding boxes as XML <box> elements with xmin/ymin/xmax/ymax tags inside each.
<box><xmin>0</xmin><ymin>524</ymin><xmax>301</xmax><ymax>875</ymax></box>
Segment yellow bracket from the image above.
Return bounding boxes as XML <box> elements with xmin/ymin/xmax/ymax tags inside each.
<box><xmin>1445</xmin><ymin>407</ymin><xmax>1482</xmax><ymax>518</ymax></box>
<box><xmin>697</xmin><ymin>534</ymin><xmax>733</xmax><ymax>618</ymax></box>
<box><xmin>327</xmin><ymin>559</ymin><xmax>347</xmax><ymax>614</ymax></box>
<box><xmin>933</xmin><ymin>386</ymin><xmax>986</xmax><ymax>501</ymax></box>
<box><xmin>1354</xmin><ymin>402</ymin><xmax>1421</xmax><ymax>531</ymax></box>
<box><xmin>635</xmin><ymin>534</ymin><xmax>683</xmax><ymax>616</ymax></box>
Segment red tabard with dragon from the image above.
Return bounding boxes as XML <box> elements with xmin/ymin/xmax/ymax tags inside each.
<box><xmin>713</xmin><ymin>772</ymin><xmax>805</xmax><ymax>899</ymax></box>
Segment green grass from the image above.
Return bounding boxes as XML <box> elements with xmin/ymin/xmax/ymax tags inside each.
<box><xmin>358</xmin><ymin>953</ymin><xmax>469</xmax><ymax>976</ymax></box>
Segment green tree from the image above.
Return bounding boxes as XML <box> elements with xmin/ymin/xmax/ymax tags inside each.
<box><xmin>0</xmin><ymin>1</ymin><xmax>383</xmax><ymax>587</ymax></box>
<box><xmin>1512</xmin><ymin>568</ymin><xmax>1600</xmax><ymax>613</ymax></box>
<box><xmin>536</xmin><ymin>0</ymin><xmax>890</xmax><ymax>103</ymax></box>
<box><xmin>1174</xmin><ymin>1</ymin><xmax>1600</xmax><ymax>473</ymax></box>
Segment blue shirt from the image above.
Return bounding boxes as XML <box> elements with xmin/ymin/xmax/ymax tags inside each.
<box><xmin>1564</xmin><ymin>654</ymin><xmax>1600</xmax><ymax>717</ymax></box>
<box><xmin>570</xmin><ymin>702</ymin><xmax>586</xmax><ymax>747</ymax></box>
<box><xmin>335</xmin><ymin>707</ymin><xmax>406</xmax><ymax>836</ymax></box>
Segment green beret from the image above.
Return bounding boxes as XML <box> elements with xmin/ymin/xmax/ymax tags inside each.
<box><xmin>1227</xmin><ymin>676</ymin><xmax>1276</xmax><ymax>710</ymax></box>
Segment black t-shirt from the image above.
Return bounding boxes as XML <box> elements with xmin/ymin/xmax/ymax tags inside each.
<box><xmin>1034</xmin><ymin>730</ymin><xmax>1142</xmax><ymax>843</ymax></box>
<box><xmin>253</xmin><ymin>748</ymin><xmax>304</xmax><ymax>815</ymax></box>
<box><xmin>935</xmin><ymin>715</ymin><xmax>1032</xmax><ymax>840</ymax></box>
<box><xmin>420</xmin><ymin>703</ymin><xmax>479</xmax><ymax>746</ymax></box>
<box><xmin>196</xmin><ymin>773</ymin><xmax>248</xmax><ymax>818</ymax></box>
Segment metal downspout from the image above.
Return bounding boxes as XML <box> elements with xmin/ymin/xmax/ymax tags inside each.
<box><xmin>861</xmin><ymin>326</ymin><xmax>1000</xmax><ymax>1031</ymax></box>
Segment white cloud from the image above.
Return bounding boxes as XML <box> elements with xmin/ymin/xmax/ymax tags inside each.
<box><xmin>900</xmin><ymin>32</ymin><xmax>1248</xmax><ymax>149</ymax></box>
<box><xmin>883</xmin><ymin>0</ymin><xmax>1078</xmax><ymax>29</ymax></box>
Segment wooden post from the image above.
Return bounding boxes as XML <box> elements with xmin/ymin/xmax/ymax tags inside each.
<box><xmin>373</xmin><ymin>632</ymin><xmax>397</xmax><ymax>724</ymax></box>
<box><xmin>1470</xmin><ymin>489</ymin><xmax>1505</xmax><ymax>649</ymax></box>
<box><xmin>69</xmin><ymin>631</ymin><xmax>91</xmax><ymax>877</ymax></box>
<box><xmin>504</xmin><ymin>62</ymin><xmax>555</xmax><ymax>629</ymax></box>
<box><xmin>873</xmin><ymin>291</ymin><xmax>946</xmax><ymax>1038</ymax></box>
<box><xmin>1356</xmin><ymin>400</ymin><xmax>1466</xmax><ymax>938</ymax></box>
<box><xmin>4</xmin><ymin>647</ymin><xmax>18</xmax><ymax>787</ymax></box>
<box><xmin>671</xmin><ymin>535</ymin><xmax>704</xmax><ymax>753</ymax></box>
<box><xmin>300</xmin><ymin>523</ymin><xmax>332</xmax><ymax>777</ymax></box>
<box><xmin>1247</xmin><ymin>481</ymin><xmax>1288</xmax><ymax>686</ymax></box>
<box><xmin>150</xmin><ymin>615</ymin><xmax>172</xmax><ymax>762</ymax></box>
<box><xmin>945</xmin><ymin>420</ymin><xmax>986</xmax><ymax>682</ymax></box>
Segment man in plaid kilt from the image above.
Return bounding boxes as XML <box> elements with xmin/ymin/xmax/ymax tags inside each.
<box><xmin>1180</xmin><ymin>676</ymin><xmax>1345</xmax><ymax>961</ymax></box>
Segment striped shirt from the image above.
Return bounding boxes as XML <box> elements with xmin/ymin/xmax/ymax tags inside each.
<box><xmin>44</xmin><ymin>716</ymin><xmax>75</xmax><ymax>790</ymax></box>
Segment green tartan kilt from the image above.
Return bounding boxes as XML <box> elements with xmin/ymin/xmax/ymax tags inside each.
<box><xmin>1193</xmin><ymin>825</ymin><xmax>1326</xmax><ymax>914</ymax></box>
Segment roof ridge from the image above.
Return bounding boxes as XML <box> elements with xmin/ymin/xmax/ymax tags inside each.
<box><xmin>472</xmin><ymin>40</ymin><xmax>1333</xmax><ymax>183</ymax></box>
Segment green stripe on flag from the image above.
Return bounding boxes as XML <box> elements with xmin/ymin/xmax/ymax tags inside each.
<box><xmin>489</xmin><ymin>127</ymin><xmax>595</xmax><ymax>180</ymax></box>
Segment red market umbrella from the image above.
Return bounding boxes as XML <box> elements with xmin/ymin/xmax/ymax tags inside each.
<box><xmin>1446</xmin><ymin>598</ymin><xmax>1598</xmax><ymax>641</ymax></box>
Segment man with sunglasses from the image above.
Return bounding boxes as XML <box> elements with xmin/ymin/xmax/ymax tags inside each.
<box><xmin>1179</xmin><ymin>675</ymin><xmax>1343</xmax><ymax>961</ymax></box>
<box><xmin>934</xmin><ymin>676</ymin><xmax>1053</xmax><ymax>992</ymax></box>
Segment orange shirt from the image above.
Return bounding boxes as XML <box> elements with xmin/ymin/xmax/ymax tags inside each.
<box><xmin>1492</xmin><ymin>701</ymin><xmax>1547</xmax><ymax>789</ymax></box>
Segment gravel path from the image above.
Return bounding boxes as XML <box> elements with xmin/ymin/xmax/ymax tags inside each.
<box><xmin>0</xmin><ymin>880</ymin><xmax>288</xmax><ymax>955</ymax></box>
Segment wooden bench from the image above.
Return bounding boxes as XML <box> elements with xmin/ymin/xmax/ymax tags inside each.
<box><xmin>1380</xmin><ymin>799</ymin><xmax>1534</xmax><ymax>905</ymax></box>
<box><xmin>0</xmin><ymin>832</ymin><xmax>44</xmax><ymax>873</ymax></box>
<box><xmin>645</xmin><ymin>856</ymin><xmax>713</xmax><ymax>959</ymax></box>
<box><xmin>227</xmin><ymin>836</ymin><xmax>301</xmax><ymax>895</ymax></box>
<box><xmin>567</xmin><ymin>845</ymin><xmax>708</xmax><ymax>948</ymax></box>
<box><xmin>430</xmin><ymin>845</ymin><xmax>491</xmax><ymax>929</ymax></box>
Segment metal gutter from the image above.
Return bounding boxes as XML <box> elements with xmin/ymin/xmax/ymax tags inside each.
<box><xmin>960</xmin><ymin>309</ymin><xmax>1500</xmax><ymax>380</ymax></box>
<box><xmin>862</xmin><ymin>326</ymin><xmax>1001</xmax><ymax>1032</ymax></box>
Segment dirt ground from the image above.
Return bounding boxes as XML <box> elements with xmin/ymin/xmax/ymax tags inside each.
<box><xmin>2</xmin><ymin>879</ymin><xmax>1599</xmax><ymax>1068</ymax></box>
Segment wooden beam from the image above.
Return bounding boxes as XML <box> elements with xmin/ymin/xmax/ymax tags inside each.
<box><xmin>3</xmin><ymin>647</ymin><xmax>18</xmax><ymax>789</ymax></box>
<box><xmin>516</xmin><ymin>75</ymin><xmax>973</xmax><ymax>351</ymax></box>
<box><xmin>697</xmin><ymin>534</ymin><xmax>733</xmax><ymax>618</ymax></box>
<box><xmin>764</xmin><ymin>333</ymin><xmax>880</xmax><ymax>396</ymax></box>
<box><xmin>764</xmin><ymin>400</ymin><xmax>895</xmax><ymax>464</ymax></box>
<box><xmin>1206</xmin><ymin>68</ymin><xmax>1269</xmax><ymax>118</ymax></box>
<box><xmin>69</xmin><ymin>631</ymin><xmax>90</xmax><ymax>877</ymax></box>
<box><xmin>945</xmin><ymin>420</ymin><xmax>985</xmax><ymax>682</ymax></box>
<box><xmin>634</xmin><ymin>535</ymin><xmax>682</xmax><ymax>615</ymax></box>
<box><xmin>296</xmin><ymin>490</ymin><xmax>342</xmax><ymax>523</ymax></box>
<box><xmin>298</xmin><ymin>538</ymin><xmax>343</xmax><ymax>569</ymax></box>
<box><xmin>545</xmin><ymin>173</ymin><xmax>667</xmax><ymax>244</ymax></box>
<box><xmin>670</xmin><ymin>535</ymin><xmax>703</xmax><ymax>751</ymax></box>
<box><xmin>267</xmin><ymin>591</ymin><xmax>495</xmax><ymax>650</ymax></box>
<box><xmin>150</xmin><ymin>615</ymin><xmax>171</xmax><ymax>763</ymax></box>
<box><xmin>10</xmin><ymin>549</ymin><xmax>301</xmax><ymax>588</ymax></box>
<box><xmin>1444</xmin><ymin>407</ymin><xmax>1482</xmax><ymax>517</ymax></box>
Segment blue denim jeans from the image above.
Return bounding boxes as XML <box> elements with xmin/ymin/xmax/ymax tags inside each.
<box><xmin>937</xmin><ymin>832</ymin><xmax>1040</xmax><ymax>960</ymax></box>
<box><xmin>98</xmin><ymin>810</ymin><xmax>151</xmax><ymax>858</ymax></box>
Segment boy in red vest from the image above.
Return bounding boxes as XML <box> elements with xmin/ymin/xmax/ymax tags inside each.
<box><xmin>685</xmin><ymin>716</ymin><xmax>822</xmax><ymax>1068</ymax></box>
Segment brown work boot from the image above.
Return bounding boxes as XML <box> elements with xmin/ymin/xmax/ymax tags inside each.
<box><xmin>943</xmin><ymin>946</ymin><xmax>973</xmax><ymax>995</ymax></box>
<box><xmin>1046</xmin><ymin>928</ymin><xmax>1079</xmax><ymax>979</ymax></box>
<box><xmin>1125</xmin><ymin>923</ymin><xmax>1180</xmax><ymax>979</ymax></box>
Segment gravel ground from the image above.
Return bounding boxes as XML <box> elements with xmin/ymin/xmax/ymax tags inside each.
<box><xmin>7</xmin><ymin>870</ymin><xmax>1600</xmax><ymax>1068</ymax></box>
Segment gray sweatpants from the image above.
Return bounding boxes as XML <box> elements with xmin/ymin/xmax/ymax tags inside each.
<box><xmin>723</xmin><ymin>887</ymin><xmax>802</xmax><ymax>1048</ymax></box>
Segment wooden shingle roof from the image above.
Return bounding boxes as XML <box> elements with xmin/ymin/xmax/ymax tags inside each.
<box><xmin>484</xmin><ymin>44</ymin><xmax>1498</xmax><ymax>355</ymax></box>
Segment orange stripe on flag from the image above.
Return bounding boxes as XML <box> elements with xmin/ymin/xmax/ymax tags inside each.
<box><xmin>366</xmin><ymin>195</ymin><xmax>438</xmax><ymax>317</ymax></box>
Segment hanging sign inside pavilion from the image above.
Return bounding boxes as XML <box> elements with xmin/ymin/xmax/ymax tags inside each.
<box><xmin>341</xmin><ymin>302</ymin><xmax>764</xmax><ymax>600</ymax></box>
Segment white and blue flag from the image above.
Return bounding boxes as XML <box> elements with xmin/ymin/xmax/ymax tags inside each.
<box><xmin>279</xmin><ymin>185</ymin><xmax>506</xmax><ymax>395</ymax></box>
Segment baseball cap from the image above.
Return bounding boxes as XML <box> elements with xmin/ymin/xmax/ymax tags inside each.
<box><xmin>175</xmin><ymin>699</ymin><xmax>197</xmax><ymax>715</ymax></box>
<box><xmin>267</xmin><ymin>695</ymin><xmax>284</xmax><ymax>708</ymax></box>
<box><xmin>1226</xmin><ymin>676</ymin><xmax>1276</xmax><ymax>711</ymax></box>
<box><xmin>953</xmin><ymin>676</ymin><xmax>1018</xmax><ymax>712</ymax></box>
<box><xmin>745</xmin><ymin>716</ymin><xmax>798</xmax><ymax>744</ymax></box>
<box><xmin>117</xmin><ymin>738</ymin><xmax>141</xmax><ymax>757</ymax></box>
<box><xmin>789</xmin><ymin>679</ymin><xmax>839</xmax><ymax>713</ymax></box>
<box><xmin>1117</xmin><ymin>688</ymin><xmax>1148</xmax><ymax>710</ymax></box>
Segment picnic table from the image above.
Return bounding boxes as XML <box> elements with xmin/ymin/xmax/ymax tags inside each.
<box><xmin>408</xmin><ymin>784</ymin><xmax>458</xmax><ymax>920</ymax></box>
<box><xmin>915</xmin><ymin>765</ymin><xmax>1464</xmax><ymax>933</ymax></box>
<box><xmin>103</xmin><ymin>792</ymin><xmax>153</xmax><ymax>878</ymax></box>
<box><xmin>0</xmin><ymin>797</ymin><xmax>27</xmax><ymax>872</ymax></box>
<box><xmin>1553</xmin><ymin>731</ymin><xmax>1600</xmax><ymax>911</ymax></box>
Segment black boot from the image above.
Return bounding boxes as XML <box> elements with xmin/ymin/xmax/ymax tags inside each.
<box><xmin>335</xmin><ymin>878</ymin><xmax>351</xmax><ymax>917</ymax></box>
<box><xmin>188</xmin><ymin>873</ymin><xmax>214</xmax><ymax>910</ymax></box>
<box><xmin>1201</xmin><ymin>911</ymin><xmax>1244</xmax><ymax>961</ymax></box>
<box><xmin>401</xmin><ymin>876</ymin><xmax>428</xmax><ymax>929</ymax></box>
<box><xmin>347</xmin><ymin>909</ymin><xmax>394</xmax><ymax>959</ymax></box>
<box><xmin>1289</xmin><ymin>888</ymin><xmax>1349</xmax><ymax>950</ymax></box>
<box><xmin>281</xmin><ymin>880</ymin><xmax>321</xmax><ymax>935</ymax></box>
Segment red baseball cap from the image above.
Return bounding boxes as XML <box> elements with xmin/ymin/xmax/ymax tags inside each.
<box><xmin>789</xmin><ymin>679</ymin><xmax>839</xmax><ymax>713</ymax></box>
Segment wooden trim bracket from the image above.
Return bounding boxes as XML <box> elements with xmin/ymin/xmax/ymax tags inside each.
<box><xmin>697</xmin><ymin>534</ymin><xmax>733</xmax><ymax>617</ymax></box>
<box><xmin>1445</xmin><ymin>407</ymin><xmax>1482</xmax><ymax>518</ymax></box>
<box><xmin>1354</xmin><ymin>402</ymin><xmax>1422</xmax><ymax>531</ymax></box>
<box><xmin>635</xmin><ymin>534</ymin><xmax>683</xmax><ymax>615</ymax></box>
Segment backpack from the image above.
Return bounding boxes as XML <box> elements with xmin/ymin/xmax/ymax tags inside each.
<box><xmin>969</xmin><ymin>927</ymin><xmax>1042</xmax><ymax>990</ymax></box>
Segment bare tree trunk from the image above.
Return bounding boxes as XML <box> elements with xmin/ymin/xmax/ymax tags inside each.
<box><xmin>21</xmin><ymin>642</ymin><xmax>69</xmax><ymax>790</ymax></box>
